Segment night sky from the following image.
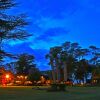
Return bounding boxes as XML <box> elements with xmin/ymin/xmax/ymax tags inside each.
<box><xmin>5</xmin><ymin>0</ymin><xmax>100</xmax><ymax>70</ymax></box>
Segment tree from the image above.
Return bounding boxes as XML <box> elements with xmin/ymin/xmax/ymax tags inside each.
<box><xmin>46</xmin><ymin>46</ymin><xmax>62</xmax><ymax>83</ymax></box>
<box><xmin>16</xmin><ymin>53</ymin><xmax>35</xmax><ymax>75</ymax></box>
<box><xmin>46</xmin><ymin>50</ymin><xmax>56</xmax><ymax>83</ymax></box>
<box><xmin>0</xmin><ymin>0</ymin><xmax>32</xmax><ymax>63</ymax></box>
<box><xmin>52</xmin><ymin>46</ymin><xmax>62</xmax><ymax>82</ymax></box>
<box><xmin>74</xmin><ymin>59</ymin><xmax>90</xmax><ymax>83</ymax></box>
<box><xmin>60</xmin><ymin>51</ymin><xmax>68</xmax><ymax>82</ymax></box>
<box><xmin>46</xmin><ymin>41</ymin><xmax>100</xmax><ymax>84</ymax></box>
<box><xmin>62</xmin><ymin>42</ymin><xmax>78</xmax><ymax>82</ymax></box>
<box><xmin>28</xmin><ymin>66</ymin><xmax>41</xmax><ymax>84</ymax></box>
<box><xmin>89</xmin><ymin>46</ymin><xmax>100</xmax><ymax>66</ymax></box>
<box><xmin>0</xmin><ymin>49</ymin><xmax>16</xmax><ymax>65</ymax></box>
<box><xmin>5</xmin><ymin>62</ymin><xmax>16</xmax><ymax>73</ymax></box>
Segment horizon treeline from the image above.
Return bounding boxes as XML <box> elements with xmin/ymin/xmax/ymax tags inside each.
<box><xmin>46</xmin><ymin>41</ymin><xmax>100</xmax><ymax>83</ymax></box>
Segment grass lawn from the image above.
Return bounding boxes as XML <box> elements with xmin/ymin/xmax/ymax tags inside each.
<box><xmin>0</xmin><ymin>86</ymin><xmax>100</xmax><ymax>100</ymax></box>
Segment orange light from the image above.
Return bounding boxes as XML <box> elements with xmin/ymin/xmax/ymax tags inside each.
<box><xmin>6</xmin><ymin>74</ymin><xmax>10</xmax><ymax>79</ymax></box>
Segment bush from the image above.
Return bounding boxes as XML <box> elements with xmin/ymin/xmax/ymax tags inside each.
<box><xmin>48</xmin><ymin>83</ymin><xmax>66</xmax><ymax>92</ymax></box>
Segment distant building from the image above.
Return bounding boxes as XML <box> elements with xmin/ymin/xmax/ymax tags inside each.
<box><xmin>92</xmin><ymin>75</ymin><xmax>100</xmax><ymax>85</ymax></box>
<box><xmin>15</xmin><ymin>74</ymin><xmax>29</xmax><ymax>85</ymax></box>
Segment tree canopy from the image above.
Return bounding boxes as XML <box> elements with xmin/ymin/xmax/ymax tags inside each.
<box><xmin>0</xmin><ymin>0</ymin><xmax>32</xmax><ymax>63</ymax></box>
<box><xmin>46</xmin><ymin>41</ymin><xmax>100</xmax><ymax>84</ymax></box>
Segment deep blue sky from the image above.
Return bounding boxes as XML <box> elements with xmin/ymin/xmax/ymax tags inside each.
<box><xmin>5</xmin><ymin>0</ymin><xmax>100</xmax><ymax>70</ymax></box>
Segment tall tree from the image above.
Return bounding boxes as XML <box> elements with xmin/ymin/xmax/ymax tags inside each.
<box><xmin>60</xmin><ymin>51</ymin><xmax>68</xmax><ymax>82</ymax></box>
<box><xmin>46</xmin><ymin>49</ymin><xmax>56</xmax><ymax>83</ymax></box>
<box><xmin>46</xmin><ymin>41</ymin><xmax>100</xmax><ymax>84</ymax></box>
<box><xmin>74</xmin><ymin>59</ymin><xmax>90</xmax><ymax>83</ymax></box>
<box><xmin>16</xmin><ymin>53</ymin><xmax>35</xmax><ymax>75</ymax></box>
<box><xmin>62</xmin><ymin>42</ymin><xmax>78</xmax><ymax>81</ymax></box>
<box><xmin>46</xmin><ymin>46</ymin><xmax>62</xmax><ymax>83</ymax></box>
<box><xmin>0</xmin><ymin>0</ymin><xmax>31</xmax><ymax>63</ymax></box>
<box><xmin>89</xmin><ymin>46</ymin><xmax>100</xmax><ymax>66</ymax></box>
<box><xmin>52</xmin><ymin>46</ymin><xmax>62</xmax><ymax>82</ymax></box>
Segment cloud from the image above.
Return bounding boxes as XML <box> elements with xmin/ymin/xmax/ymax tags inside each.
<box><xmin>4</xmin><ymin>43</ymin><xmax>50</xmax><ymax>70</ymax></box>
<box><xmin>5</xmin><ymin>0</ymin><xmax>100</xmax><ymax>70</ymax></box>
<box><xmin>35</xmin><ymin>27</ymin><xmax>69</xmax><ymax>41</ymax></box>
<box><xmin>29</xmin><ymin>27</ymin><xmax>70</xmax><ymax>50</ymax></box>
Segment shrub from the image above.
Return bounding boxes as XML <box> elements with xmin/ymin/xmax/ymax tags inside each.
<box><xmin>48</xmin><ymin>83</ymin><xmax>66</xmax><ymax>92</ymax></box>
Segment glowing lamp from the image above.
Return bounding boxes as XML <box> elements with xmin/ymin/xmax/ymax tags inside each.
<box><xmin>6</xmin><ymin>74</ymin><xmax>10</xmax><ymax>79</ymax></box>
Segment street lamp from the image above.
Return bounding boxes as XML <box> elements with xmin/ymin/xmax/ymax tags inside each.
<box><xmin>5</xmin><ymin>74</ymin><xmax>10</xmax><ymax>79</ymax></box>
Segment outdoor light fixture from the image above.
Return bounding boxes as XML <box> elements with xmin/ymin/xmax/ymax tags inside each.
<box><xmin>5</xmin><ymin>74</ymin><xmax>10</xmax><ymax>79</ymax></box>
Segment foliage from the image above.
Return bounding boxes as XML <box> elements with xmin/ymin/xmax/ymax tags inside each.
<box><xmin>15</xmin><ymin>53</ymin><xmax>35</xmax><ymax>75</ymax></box>
<box><xmin>48</xmin><ymin>83</ymin><xmax>66</xmax><ymax>92</ymax></box>
<box><xmin>28</xmin><ymin>67</ymin><xmax>41</xmax><ymax>83</ymax></box>
<box><xmin>46</xmin><ymin>41</ymin><xmax>100</xmax><ymax>84</ymax></box>
<box><xmin>0</xmin><ymin>0</ymin><xmax>32</xmax><ymax>63</ymax></box>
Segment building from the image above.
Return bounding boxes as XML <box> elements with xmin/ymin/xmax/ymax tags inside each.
<box><xmin>92</xmin><ymin>75</ymin><xmax>100</xmax><ymax>85</ymax></box>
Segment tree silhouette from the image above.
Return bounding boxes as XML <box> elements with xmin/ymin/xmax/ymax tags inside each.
<box><xmin>0</xmin><ymin>0</ymin><xmax>32</xmax><ymax>63</ymax></box>
<box><xmin>46</xmin><ymin>41</ymin><xmax>100</xmax><ymax>84</ymax></box>
<box><xmin>15</xmin><ymin>53</ymin><xmax>35</xmax><ymax>75</ymax></box>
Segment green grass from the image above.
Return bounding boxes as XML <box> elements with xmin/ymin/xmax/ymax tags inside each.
<box><xmin>0</xmin><ymin>86</ymin><xmax>100</xmax><ymax>100</ymax></box>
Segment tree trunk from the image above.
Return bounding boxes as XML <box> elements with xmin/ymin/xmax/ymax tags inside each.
<box><xmin>64</xmin><ymin>62</ymin><xmax>67</xmax><ymax>82</ymax></box>
<box><xmin>51</xmin><ymin>66</ymin><xmax>56</xmax><ymax>83</ymax></box>
<box><xmin>56</xmin><ymin>65</ymin><xmax>60</xmax><ymax>82</ymax></box>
